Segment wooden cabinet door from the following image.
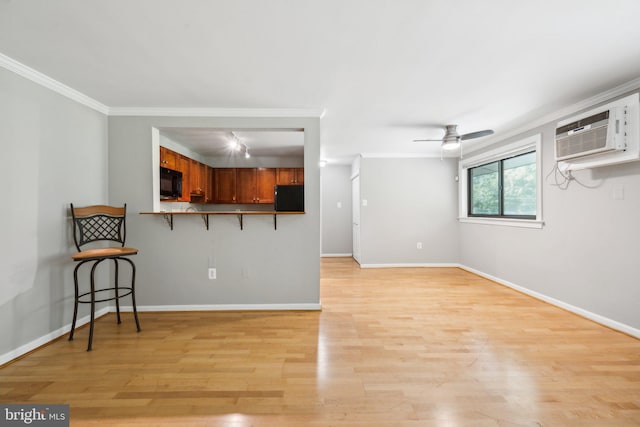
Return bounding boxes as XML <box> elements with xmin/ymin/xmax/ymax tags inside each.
<box><xmin>190</xmin><ymin>160</ymin><xmax>207</xmax><ymax>199</ymax></box>
<box><xmin>214</xmin><ymin>168</ymin><xmax>236</xmax><ymax>203</ymax></box>
<box><xmin>236</xmin><ymin>168</ymin><xmax>257</xmax><ymax>204</ymax></box>
<box><xmin>160</xmin><ymin>146</ymin><xmax>177</xmax><ymax>170</ymax></box>
<box><xmin>159</xmin><ymin>146</ymin><xmax>167</xmax><ymax>167</ymax></box>
<box><xmin>276</xmin><ymin>168</ymin><xmax>295</xmax><ymax>185</ymax></box>
<box><xmin>276</xmin><ymin>168</ymin><xmax>304</xmax><ymax>184</ymax></box>
<box><xmin>176</xmin><ymin>155</ymin><xmax>191</xmax><ymax>202</ymax></box>
<box><xmin>205</xmin><ymin>166</ymin><xmax>214</xmax><ymax>203</ymax></box>
<box><xmin>256</xmin><ymin>168</ymin><xmax>276</xmax><ymax>204</ymax></box>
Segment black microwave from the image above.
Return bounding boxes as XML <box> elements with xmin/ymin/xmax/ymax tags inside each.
<box><xmin>160</xmin><ymin>167</ymin><xmax>182</xmax><ymax>199</ymax></box>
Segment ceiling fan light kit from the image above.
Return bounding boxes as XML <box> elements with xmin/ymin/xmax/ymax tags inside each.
<box><xmin>441</xmin><ymin>140</ymin><xmax>461</xmax><ymax>150</ymax></box>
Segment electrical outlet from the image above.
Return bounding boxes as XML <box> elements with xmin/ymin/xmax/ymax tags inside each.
<box><xmin>208</xmin><ymin>268</ymin><xmax>216</xmax><ymax>280</ymax></box>
<box><xmin>417</xmin><ymin>242</ymin><xmax>422</xmax><ymax>249</ymax></box>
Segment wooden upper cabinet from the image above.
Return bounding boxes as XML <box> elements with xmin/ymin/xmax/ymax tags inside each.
<box><xmin>190</xmin><ymin>159</ymin><xmax>207</xmax><ymax>198</ymax></box>
<box><xmin>214</xmin><ymin>168</ymin><xmax>236</xmax><ymax>204</ymax></box>
<box><xmin>176</xmin><ymin>155</ymin><xmax>191</xmax><ymax>202</ymax></box>
<box><xmin>256</xmin><ymin>168</ymin><xmax>276</xmax><ymax>204</ymax></box>
<box><xmin>276</xmin><ymin>168</ymin><xmax>304</xmax><ymax>185</ymax></box>
<box><xmin>237</xmin><ymin>168</ymin><xmax>277</xmax><ymax>204</ymax></box>
<box><xmin>276</xmin><ymin>168</ymin><xmax>294</xmax><ymax>185</ymax></box>
<box><xmin>160</xmin><ymin>146</ymin><xmax>177</xmax><ymax>170</ymax></box>
<box><xmin>199</xmin><ymin>163</ymin><xmax>208</xmax><ymax>193</ymax></box>
<box><xmin>211</xmin><ymin>168</ymin><xmax>277</xmax><ymax>204</ymax></box>
<box><xmin>189</xmin><ymin>159</ymin><xmax>200</xmax><ymax>195</ymax></box>
<box><xmin>236</xmin><ymin>168</ymin><xmax>257</xmax><ymax>204</ymax></box>
<box><xmin>205</xmin><ymin>166</ymin><xmax>214</xmax><ymax>204</ymax></box>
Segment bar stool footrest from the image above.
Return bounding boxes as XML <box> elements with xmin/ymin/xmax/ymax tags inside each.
<box><xmin>76</xmin><ymin>287</ymin><xmax>134</xmax><ymax>304</ymax></box>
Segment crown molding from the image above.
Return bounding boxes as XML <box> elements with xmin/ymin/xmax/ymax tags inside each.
<box><xmin>0</xmin><ymin>52</ymin><xmax>109</xmax><ymax>115</ymax></box>
<box><xmin>466</xmin><ymin>76</ymin><xmax>640</xmax><ymax>154</ymax></box>
<box><xmin>107</xmin><ymin>107</ymin><xmax>325</xmax><ymax>118</ymax></box>
<box><xmin>360</xmin><ymin>152</ymin><xmax>454</xmax><ymax>159</ymax></box>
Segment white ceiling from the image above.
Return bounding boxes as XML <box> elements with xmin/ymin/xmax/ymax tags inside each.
<box><xmin>160</xmin><ymin>128</ymin><xmax>304</xmax><ymax>158</ymax></box>
<box><xmin>2</xmin><ymin>0</ymin><xmax>640</xmax><ymax>164</ymax></box>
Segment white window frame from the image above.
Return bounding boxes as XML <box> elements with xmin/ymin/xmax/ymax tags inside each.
<box><xmin>458</xmin><ymin>133</ymin><xmax>543</xmax><ymax>229</ymax></box>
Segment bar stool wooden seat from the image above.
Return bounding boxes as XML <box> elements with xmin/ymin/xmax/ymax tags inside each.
<box><xmin>69</xmin><ymin>204</ymin><xmax>141</xmax><ymax>351</ymax></box>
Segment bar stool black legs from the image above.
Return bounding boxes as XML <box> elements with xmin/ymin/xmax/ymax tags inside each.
<box><xmin>69</xmin><ymin>257</ymin><xmax>141</xmax><ymax>351</ymax></box>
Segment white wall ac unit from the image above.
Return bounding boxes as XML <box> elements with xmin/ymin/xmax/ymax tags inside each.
<box><xmin>555</xmin><ymin>106</ymin><xmax>626</xmax><ymax>161</ymax></box>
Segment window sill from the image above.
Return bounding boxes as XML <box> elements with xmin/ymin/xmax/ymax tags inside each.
<box><xmin>458</xmin><ymin>217</ymin><xmax>544</xmax><ymax>229</ymax></box>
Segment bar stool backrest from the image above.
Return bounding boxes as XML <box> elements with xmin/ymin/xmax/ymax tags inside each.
<box><xmin>71</xmin><ymin>204</ymin><xmax>128</xmax><ymax>251</ymax></box>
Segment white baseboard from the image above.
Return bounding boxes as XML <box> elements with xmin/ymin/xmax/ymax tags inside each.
<box><xmin>133</xmin><ymin>303</ymin><xmax>322</xmax><ymax>312</ymax></box>
<box><xmin>458</xmin><ymin>264</ymin><xmax>640</xmax><ymax>340</ymax></box>
<box><xmin>321</xmin><ymin>253</ymin><xmax>353</xmax><ymax>258</ymax></box>
<box><xmin>0</xmin><ymin>307</ymin><xmax>110</xmax><ymax>366</ymax></box>
<box><xmin>360</xmin><ymin>263</ymin><xmax>459</xmax><ymax>268</ymax></box>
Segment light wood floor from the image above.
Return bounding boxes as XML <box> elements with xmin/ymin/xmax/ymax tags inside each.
<box><xmin>2</xmin><ymin>258</ymin><xmax>640</xmax><ymax>426</ymax></box>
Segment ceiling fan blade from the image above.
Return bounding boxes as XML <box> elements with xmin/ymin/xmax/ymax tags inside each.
<box><xmin>460</xmin><ymin>129</ymin><xmax>494</xmax><ymax>140</ymax></box>
<box><xmin>413</xmin><ymin>139</ymin><xmax>444</xmax><ymax>142</ymax></box>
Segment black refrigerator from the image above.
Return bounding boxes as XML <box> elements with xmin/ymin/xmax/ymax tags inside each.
<box><xmin>274</xmin><ymin>185</ymin><xmax>304</xmax><ymax>212</ymax></box>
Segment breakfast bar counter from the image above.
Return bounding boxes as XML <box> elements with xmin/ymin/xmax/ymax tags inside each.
<box><xmin>140</xmin><ymin>210</ymin><xmax>305</xmax><ymax>230</ymax></box>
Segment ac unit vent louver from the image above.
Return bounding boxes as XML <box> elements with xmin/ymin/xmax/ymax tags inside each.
<box><xmin>555</xmin><ymin>107</ymin><xmax>625</xmax><ymax>161</ymax></box>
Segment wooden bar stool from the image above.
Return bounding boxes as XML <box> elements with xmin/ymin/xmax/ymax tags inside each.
<box><xmin>69</xmin><ymin>204</ymin><xmax>141</xmax><ymax>351</ymax></box>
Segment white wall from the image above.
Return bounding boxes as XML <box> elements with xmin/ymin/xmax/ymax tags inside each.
<box><xmin>460</xmin><ymin>90</ymin><xmax>640</xmax><ymax>332</ymax></box>
<box><xmin>0</xmin><ymin>67</ymin><xmax>109</xmax><ymax>358</ymax></box>
<box><xmin>321</xmin><ymin>165</ymin><xmax>352</xmax><ymax>256</ymax></box>
<box><xmin>358</xmin><ymin>157</ymin><xmax>460</xmax><ymax>266</ymax></box>
<box><xmin>108</xmin><ymin>116</ymin><xmax>321</xmax><ymax>308</ymax></box>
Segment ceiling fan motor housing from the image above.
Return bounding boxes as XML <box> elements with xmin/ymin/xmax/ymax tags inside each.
<box><xmin>444</xmin><ymin>125</ymin><xmax>461</xmax><ymax>142</ymax></box>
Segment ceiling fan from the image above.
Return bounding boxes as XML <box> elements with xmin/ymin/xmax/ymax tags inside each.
<box><xmin>413</xmin><ymin>124</ymin><xmax>494</xmax><ymax>151</ymax></box>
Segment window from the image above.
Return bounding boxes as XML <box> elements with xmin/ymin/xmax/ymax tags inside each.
<box><xmin>459</xmin><ymin>134</ymin><xmax>542</xmax><ymax>228</ymax></box>
<box><xmin>469</xmin><ymin>151</ymin><xmax>536</xmax><ymax>219</ymax></box>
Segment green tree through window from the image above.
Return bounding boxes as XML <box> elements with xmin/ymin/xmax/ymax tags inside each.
<box><xmin>469</xmin><ymin>151</ymin><xmax>536</xmax><ymax>219</ymax></box>
<box><xmin>469</xmin><ymin>162</ymin><xmax>499</xmax><ymax>215</ymax></box>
